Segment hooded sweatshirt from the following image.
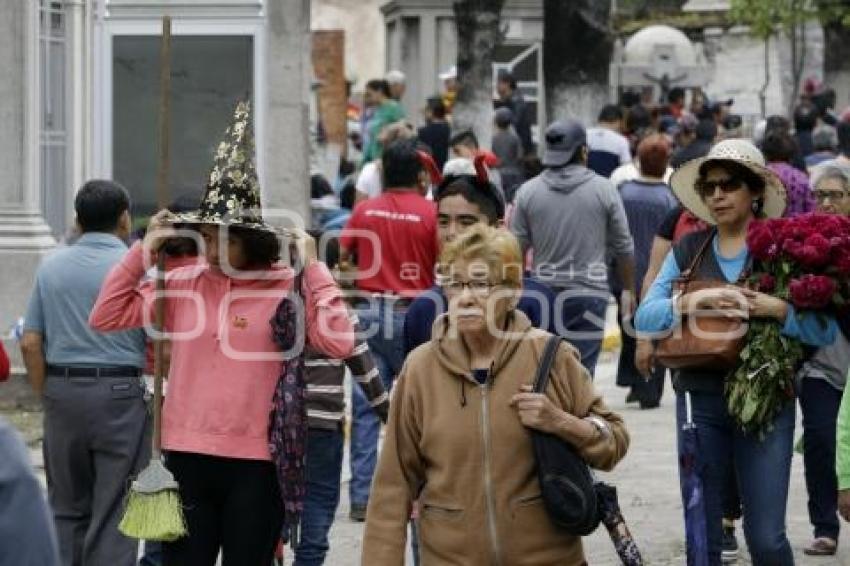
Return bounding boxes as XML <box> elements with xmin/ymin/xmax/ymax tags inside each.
<box><xmin>510</xmin><ymin>165</ymin><xmax>634</xmax><ymax>291</ymax></box>
<box><xmin>362</xmin><ymin>311</ymin><xmax>629</xmax><ymax>566</ymax></box>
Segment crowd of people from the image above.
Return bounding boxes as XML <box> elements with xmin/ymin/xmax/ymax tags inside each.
<box><xmin>5</xmin><ymin>70</ymin><xmax>850</xmax><ymax>566</ymax></box>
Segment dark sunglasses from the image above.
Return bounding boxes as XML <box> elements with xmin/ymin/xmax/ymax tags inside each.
<box><xmin>695</xmin><ymin>177</ymin><xmax>744</xmax><ymax>197</ymax></box>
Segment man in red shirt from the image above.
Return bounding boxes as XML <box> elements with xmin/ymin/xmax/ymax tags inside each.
<box><xmin>340</xmin><ymin>139</ymin><xmax>438</xmax><ymax>520</ymax></box>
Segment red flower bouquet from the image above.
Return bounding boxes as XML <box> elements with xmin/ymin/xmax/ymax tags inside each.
<box><xmin>729</xmin><ymin>213</ymin><xmax>850</xmax><ymax>434</ymax></box>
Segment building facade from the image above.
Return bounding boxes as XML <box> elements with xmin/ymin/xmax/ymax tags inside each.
<box><xmin>0</xmin><ymin>0</ymin><xmax>311</xmax><ymax>355</ymax></box>
<box><xmin>381</xmin><ymin>0</ymin><xmax>544</xmax><ymax>132</ymax></box>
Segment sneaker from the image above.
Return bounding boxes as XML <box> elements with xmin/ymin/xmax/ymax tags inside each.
<box><xmin>350</xmin><ymin>502</ymin><xmax>368</xmax><ymax>522</ymax></box>
<box><xmin>721</xmin><ymin>525</ymin><xmax>739</xmax><ymax>563</ymax></box>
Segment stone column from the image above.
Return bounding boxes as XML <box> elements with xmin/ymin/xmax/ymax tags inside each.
<box><xmin>0</xmin><ymin>0</ymin><xmax>55</xmax><ymax>358</ymax></box>
<box><xmin>264</xmin><ymin>0</ymin><xmax>311</xmax><ymax>230</ymax></box>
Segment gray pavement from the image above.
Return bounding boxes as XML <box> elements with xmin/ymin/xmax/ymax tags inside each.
<box><xmin>14</xmin><ymin>349</ymin><xmax>850</xmax><ymax>565</ymax></box>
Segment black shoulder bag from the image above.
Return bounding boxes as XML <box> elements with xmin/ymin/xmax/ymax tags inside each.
<box><xmin>531</xmin><ymin>335</ymin><xmax>601</xmax><ymax>536</ymax></box>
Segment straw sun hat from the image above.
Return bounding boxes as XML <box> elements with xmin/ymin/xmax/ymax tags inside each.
<box><xmin>669</xmin><ymin>138</ymin><xmax>788</xmax><ymax>225</ymax></box>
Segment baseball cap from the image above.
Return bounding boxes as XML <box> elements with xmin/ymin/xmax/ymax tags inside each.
<box><xmin>541</xmin><ymin>119</ymin><xmax>587</xmax><ymax>168</ymax></box>
<box><xmin>385</xmin><ymin>70</ymin><xmax>406</xmax><ymax>85</ymax></box>
<box><xmin>439</xmin><ymin>65</ymin><xmax>457</xmax><ymax>81</ymax></box>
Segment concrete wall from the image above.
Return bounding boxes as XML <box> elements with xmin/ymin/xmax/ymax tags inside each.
<box><xmin>703</xmin><ymin>22</ymin><xmax>824</xmax><ymax>121</ymax></box>
<box><xmin>0</xmin><ymin>0</ymin><xmax>55</xmax><ymax>373</ymax></box>
<box><xmin>264</xmin><ymin>0</ymin><xmax>312</xmax><ymax>228</ymax></box>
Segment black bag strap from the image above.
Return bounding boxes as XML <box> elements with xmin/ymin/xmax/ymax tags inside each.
<box><xmin>533</xmin><ymin>335</ymin><xmax>563</xmax><ymax>394</ymax></box>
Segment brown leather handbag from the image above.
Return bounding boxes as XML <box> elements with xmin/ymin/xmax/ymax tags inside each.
<box><xmin>654</xmin><ymin>231</ymin><xmax>749</xmax><ymax>371</ymax></box>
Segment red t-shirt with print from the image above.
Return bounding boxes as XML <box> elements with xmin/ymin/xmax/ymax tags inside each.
<box><xmin>340</xmin><ymin>190</ymin><xmax>438</xmax><ymax>295</ymax></box>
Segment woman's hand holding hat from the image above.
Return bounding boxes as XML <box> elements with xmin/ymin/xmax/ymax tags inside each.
<box><xmin>143</xmin><ymin>209</ymin><xmax>177</xmax><ymax>252</ymax></box>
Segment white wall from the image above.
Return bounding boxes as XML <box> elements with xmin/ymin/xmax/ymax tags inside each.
<box><xmin>703</xmin><ymin>22</ymin><xmax>824</xmax><ymax>120</ymax></box>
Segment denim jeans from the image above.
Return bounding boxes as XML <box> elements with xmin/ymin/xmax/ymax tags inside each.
<box><xmin>294</xmin><ymin>428</ymin><xmax>345</xmax><ymax>566</ymax></box>
<box><xmin>799</xmin><ymin>377</ymin><xmax>843</xmax><ymax>541</ymax></box>
<box><xmin>675</xmin><ymin>391</ymin><xmax>795</xmax><ymax>566</ymax></box>
<box><xmin>552</xmin><ymin>290</ymin><xmax>608</xmax><ymax>377</ymax></box>
<box><xmin>349</xmin><ymin>300</ymin><xmax>406</xmax><ymax>506</ymax></box>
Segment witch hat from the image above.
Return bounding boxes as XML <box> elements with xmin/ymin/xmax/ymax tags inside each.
<box><xmin>173</xmin><ymin>100</ymin><xmax>275</xmax><ymax>233</ymax></box>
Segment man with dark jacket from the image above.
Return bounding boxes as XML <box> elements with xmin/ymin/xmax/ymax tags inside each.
<box><xmin>510</xmin><ymin>119</ymin><xmax>635</xmax><ymax>376</ymax></box>
<box><xmin>496</xmin><ymin>71</ymin><xmax>534</xmax><ymax>155</ymax></box>
<box><xmin>670</xmin><ymin>119</ymin><xmax>716</xmax><ymax>168</ymax></box>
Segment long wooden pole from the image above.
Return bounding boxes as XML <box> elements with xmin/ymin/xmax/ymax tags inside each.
<box><xmin>152</xmin><ymin>16</ymin><xmax>171</xmax><ymax>459</ymax></box>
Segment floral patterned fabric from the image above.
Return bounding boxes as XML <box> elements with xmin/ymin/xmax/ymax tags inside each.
<box><xmin>269</xmin><ymin>276</ymin><xmax>308</xmax><ymax>545</ymax></box>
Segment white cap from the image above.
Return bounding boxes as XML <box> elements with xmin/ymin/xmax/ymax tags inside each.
<box><xmin>439</xmin><ymin>65</ymin><xmax>457</xmax><ymax>81</ymax></box>
<box><xmin>442</xmin><ymin>158</ymin><xmax>476</xmax><ymax>177</ymax></box>
<box><xmin>385</xmin><ymin>70</ymin><xmax>406</xmax><ymax>85</ymax></box>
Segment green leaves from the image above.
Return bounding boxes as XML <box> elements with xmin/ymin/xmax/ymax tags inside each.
<box><xmin>725</xmin><ymin>320</ymin><xmax>803</xmax><ymax>437</ymax></box>
<box><xmin>730</xmin><ymin>0</ymin><xmax>850</xmax><ymax>40</ymax></box>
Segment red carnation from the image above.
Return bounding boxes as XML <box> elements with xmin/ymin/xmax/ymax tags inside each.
<box><xmin>757</xmin><ymin>274</ymin><xmax>776</xmax><ymax>293</ymax></box>
<box><xmin>789</xmin><ymin>275</ymin><xmax>837</xmax><ymax>310</ymax></box>
<box><xmin>797</xmin><ymin>234</ymin><xmax>832</xmax><ymax>268</ymax></box>
<box><xmin>748</xmin><ymin>222</ymin><xmax>779</xmax><ymax>261</ymax></box>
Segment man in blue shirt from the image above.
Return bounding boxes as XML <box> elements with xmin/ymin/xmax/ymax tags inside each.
<box><xmin>20</xmin><ymin>180</ymin><xmax>148</xmax><ymax>566</ymax></box>
<box><xmin>403</xmin><ymin>159</ymin><xmax>556</xmax><ymax>356</ymax></box>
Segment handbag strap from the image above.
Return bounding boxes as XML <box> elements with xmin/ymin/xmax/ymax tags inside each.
<box><xmin>533</xmin><ymin>335</ymin><xmax>563</xmax><ymax>394</ymax></box>
<box><xmin>679</xmin><ymin>228</ymin><xmax>717</xmax><ymax>283</ymax></box>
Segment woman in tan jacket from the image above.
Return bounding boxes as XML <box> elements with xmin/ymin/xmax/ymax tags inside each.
<box><xmin>362</xmin><ymin>225</ymin><xmax>629</xmax><ymax>566</ymax></box>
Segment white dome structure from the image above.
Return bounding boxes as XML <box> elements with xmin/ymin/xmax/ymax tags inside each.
<box><xmin>624</xmin><ymin>25</ymin><xmax>699</xmax><ymax>67</ymax></box>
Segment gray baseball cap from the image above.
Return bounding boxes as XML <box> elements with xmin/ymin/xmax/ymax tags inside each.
<box><xmin>541</xmin><ymin>119</ymin><xmax>587</xmax><ymax>168</ymax></box>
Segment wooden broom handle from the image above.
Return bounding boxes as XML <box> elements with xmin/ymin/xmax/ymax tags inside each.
<box><xmin>152</xmin><ymin>16</ymin><xmax>171</xmax><ymax>458</ymax></box>
<box><xmin>152</xmin><ymin>253</ymin><xmax>167</xmax><ymax>456</ymax></box>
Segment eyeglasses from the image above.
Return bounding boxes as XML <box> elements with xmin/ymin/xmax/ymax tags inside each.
<box><xmin>695</xmin><ymin>177</ymin><xmax>744</xmax><ymax>198</ymax></box>
<box><xmin>813</xmin><ymin>189</ymin><xmax>850</xmax><ymax>202</ymax></box>
<box><xmin>442</xmin><ymin>279</ymin><xmax>496</xmax><ymax>296</ymax></box>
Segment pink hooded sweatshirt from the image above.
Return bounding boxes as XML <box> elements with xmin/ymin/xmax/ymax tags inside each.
<box><xmin>90</xmin><ymin>242</ymin><xmax>354</xmax><ymax>461</ymax></box>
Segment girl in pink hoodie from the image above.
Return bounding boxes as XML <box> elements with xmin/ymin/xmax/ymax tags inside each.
<box><xmin>90</xmin><ymin>210</ymin><xmax>354</xmax><ymax>565</ymax></box>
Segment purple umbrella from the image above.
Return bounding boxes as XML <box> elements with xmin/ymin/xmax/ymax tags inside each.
<box><xmin>681</xmin><ymin>392</ymin><xmax>709</xmax><ymax>566</ymax></box>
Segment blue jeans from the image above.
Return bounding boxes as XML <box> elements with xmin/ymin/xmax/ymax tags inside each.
<box><xmin>676</xmin><ymin>392</ymin><xmax>795</xmax><ymax>566</ymax></box>
<box><xmin>800</xmin><ymin>377</ymin><xmax>843</xmax><ymax>541</ymax></box>
<box><xmin>349</xmin><ymin>300</ymin><xmax>406</xmax><ymax>506</ymax></box>
<box><xmin>294</xmin><ymin>428</ymin><xmax>345</xmax><ymax>566</ymax></box>
<box><xmin>552</xmin><ymin>290</ymin><xmax>608</xmax><ymax>377</ymax></box>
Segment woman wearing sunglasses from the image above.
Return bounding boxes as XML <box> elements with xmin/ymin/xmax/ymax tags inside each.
<box><xmin>635</xmin><ymin>139</ymin><xmax>837</xmax><ymax>565</ymax></box>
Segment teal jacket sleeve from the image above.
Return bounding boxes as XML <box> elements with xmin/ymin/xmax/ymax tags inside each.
<box><xmin>634</xmin><ymin>250</ymin><xmax>680</xmax><ymax>334</ymax></box>
<box><xmin>781</xmin><ymin>307</ymin><xmax>837</xmax><ymax>347</ymax></box>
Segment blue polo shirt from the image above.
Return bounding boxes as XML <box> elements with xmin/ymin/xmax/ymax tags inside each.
<box><xmin>24</xmin><ymin>232</ymin><xmax>146</xmax><ymax>368</ymax></box>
